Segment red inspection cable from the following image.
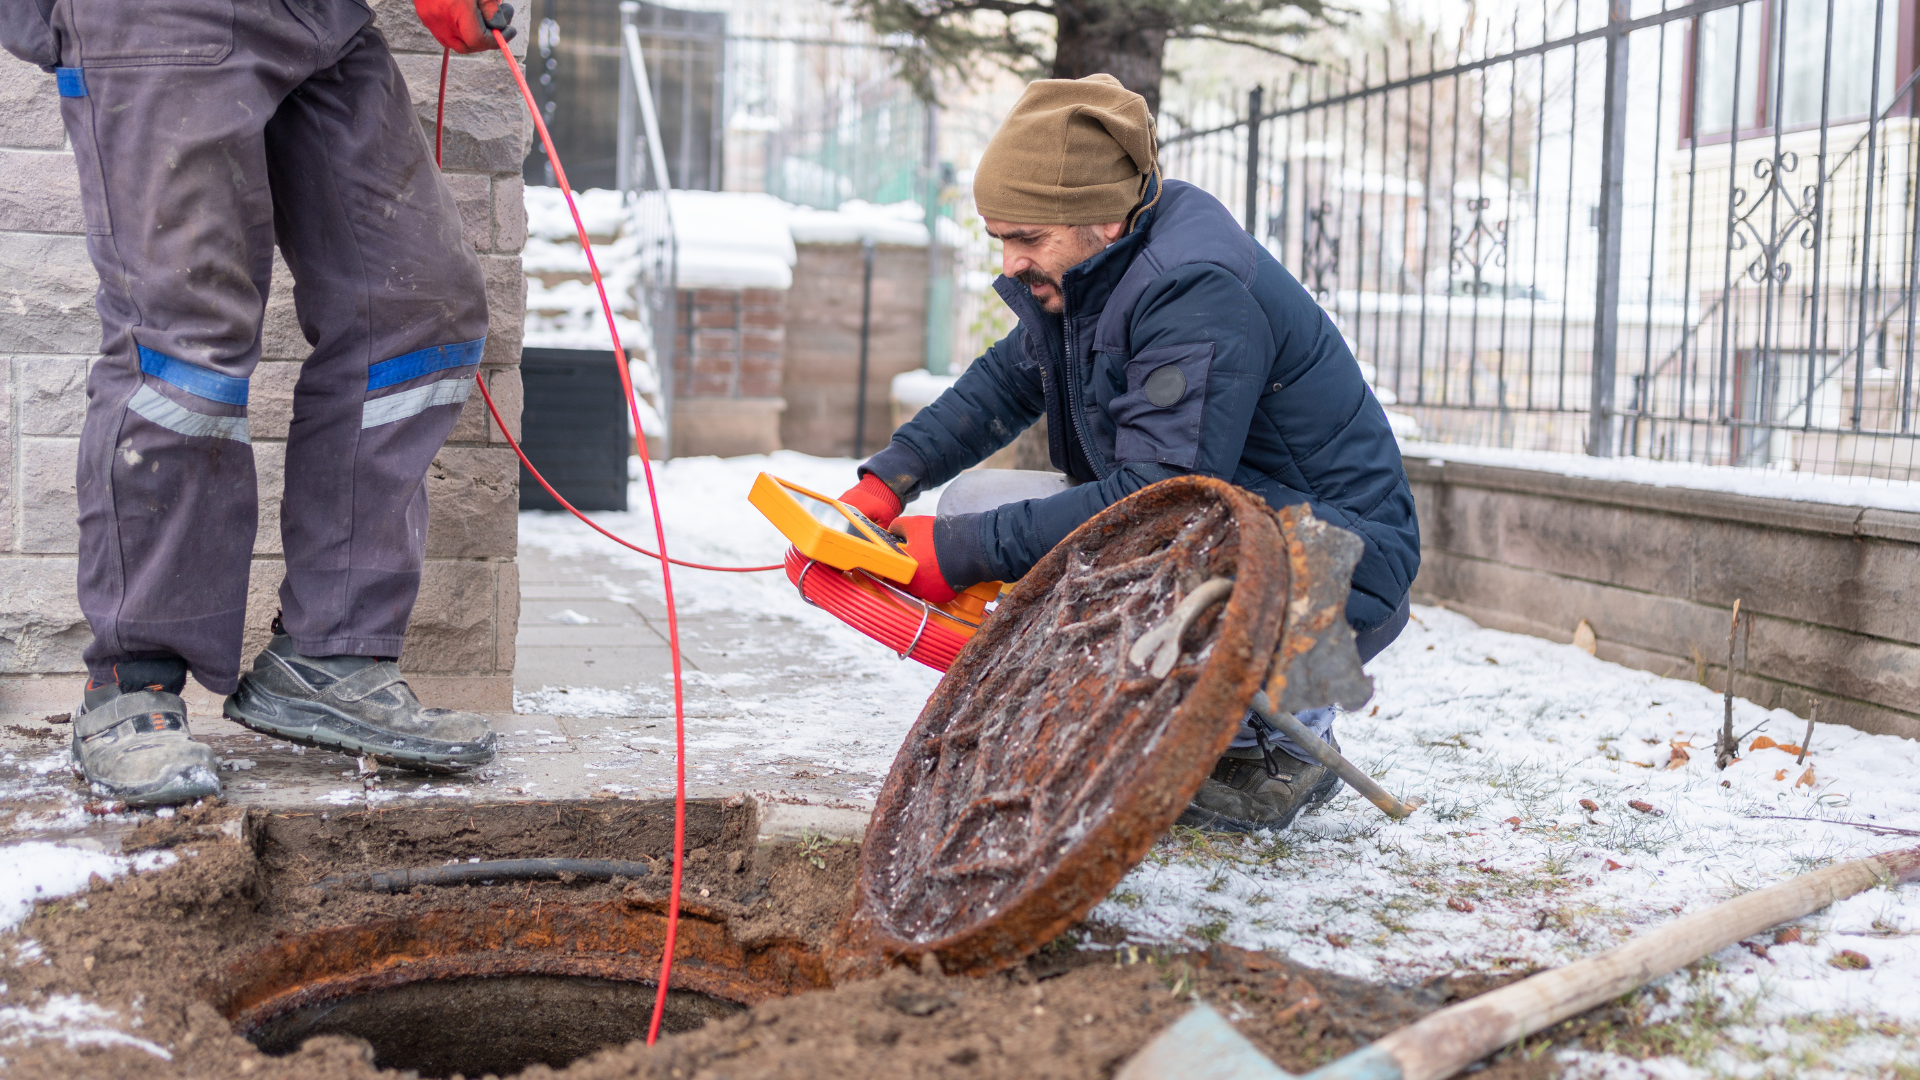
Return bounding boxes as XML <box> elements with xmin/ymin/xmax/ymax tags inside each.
<box><xmin>435</xmin><ymin>51</ymin><xmax>779</xmax><ymax>577</ymax></box>
<box><xmin>440</xmin><ymin>33</ymin><xmax>696</xmax><ymax>1045</ymax></box>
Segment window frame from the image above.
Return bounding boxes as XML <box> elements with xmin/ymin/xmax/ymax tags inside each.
<box><xmin>1680</xmin><ymin>0</ymin><xmax>1920</xmax><ymax>147</ymax></box>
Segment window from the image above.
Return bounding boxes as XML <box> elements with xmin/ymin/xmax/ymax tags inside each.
<box><xmin>1686</xmin><ymin>0</ymin><xmax>1906</xmax><ymax>140</ymax></box>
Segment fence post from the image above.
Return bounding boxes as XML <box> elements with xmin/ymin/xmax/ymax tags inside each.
<box><xmin>617</xmin><ymin>1</ymin><xmax>638</xmax><ymax>194</ymax></box>
<box><xmin>1589</xmin><ymin>0</ymin><xmax>1630</xmax><ymax>457</ymax></box>
<box><xmin>1244</xmin><ymin>85</ymin><xmax>1264</xmax><ymax>234</ymax></box>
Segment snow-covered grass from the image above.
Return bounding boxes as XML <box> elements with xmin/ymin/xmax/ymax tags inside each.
<box><xmin>1092</xmin><ymin>605</ymin><xmax>1920</xmax><ymax>1078</ymax></box>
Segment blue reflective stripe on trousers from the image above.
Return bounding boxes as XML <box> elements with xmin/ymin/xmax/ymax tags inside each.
<box><xmin>56</xmin><ymin>67</ymin><xmax>87</xmax><ymax>97</ymax></box>
<box><xmin>137</xmin><ymin>345</ymin><xmax>250</xmax><ymax>405</ymax></box>
<box><xmin>366</xmin><ymin>337</ymin><xmax>485</xmax><ymax>391</ymax></box>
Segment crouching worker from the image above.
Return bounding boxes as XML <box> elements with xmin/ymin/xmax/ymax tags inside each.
<box><xmin>835</xmin><ymin>75</ymin><xmax>1419</xmax><ymax>833</ymax></box>
<box><xmin>1</xmin><ymin>0</ymin><xmax>518</xmax><ymax>807</ymax></box>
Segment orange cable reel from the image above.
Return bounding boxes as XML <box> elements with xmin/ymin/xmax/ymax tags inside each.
<box><xmin>748</xmin><ymin>474</ymin><xmax>1004</xmax><ymax>672</ymax></box>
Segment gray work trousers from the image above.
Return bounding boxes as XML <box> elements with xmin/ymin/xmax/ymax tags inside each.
<box><xmin>937</xmin><ymin>470</ymin><xmax>1409</xmax><ymax>756</ymax></box>
<box><xmin>52</xmin><ymin>0</ymin><xmax>489</xmax><ymax>694</ymax></box>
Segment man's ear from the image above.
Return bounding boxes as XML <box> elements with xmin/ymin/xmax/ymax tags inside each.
<box><xmin>1097</xmin><ymin>221</ymin><xmax>1126</xmax><ymax>244</ymax></box>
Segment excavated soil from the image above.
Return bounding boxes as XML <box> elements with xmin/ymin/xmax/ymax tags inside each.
<box><xmin>0</xmin><ymin>800</ymin><xmax>1558</xmax><ymax>1080</ymax></box>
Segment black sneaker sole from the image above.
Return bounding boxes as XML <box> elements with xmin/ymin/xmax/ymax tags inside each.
<box><xmin>223</xmin><ymin>680</ymin><xmax>494</xmax><ymax>774</ymax></box>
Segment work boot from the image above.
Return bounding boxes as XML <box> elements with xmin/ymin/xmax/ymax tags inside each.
<box><xmin>71</xmin><ymin>658</ymin><xmax>222</xmax><ymax>808</ymax></box>
<box><xmin>224</xmin><ymin>633</ymin><xmax>496</xmax><ymax>773</ymax></box>
<box><xmin>1176</xmin><ymin>736</ymin><xmax>1343</xmax><ymax>834</ymax></box>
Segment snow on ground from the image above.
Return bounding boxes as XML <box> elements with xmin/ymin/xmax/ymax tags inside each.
<box><xmin>518</xmin><ymin>452</ymin><xmax>1918</xmax><ymax>1075</ymax></box>
<box><xmin>1092</xmin><ymin>605</ymin><xmax>1920</xmax><ymax>1077</ymax></box>
<box><xmin>0</xmin><ymin>993</ymin><xmax>172</xmax><ymax>1063</ymax></box>
<box><xmin>0</xmin><ymin>844</ymin><xmax>178</xmax><ymax>932</ymax></box>
<box><xmin>516</xmin><ymin>451</ymin><xmax>949</xmax><ymax>782</ymax></box>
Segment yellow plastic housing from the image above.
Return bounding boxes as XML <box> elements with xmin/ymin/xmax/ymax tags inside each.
<box><xmin>748</xmin><ymin>472</ymin><xmax>920</xmax><ymax>584</ymax></box>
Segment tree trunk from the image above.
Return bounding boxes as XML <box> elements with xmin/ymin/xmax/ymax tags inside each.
<box><xmin>1050</xmin><ymin>1</ymin><xmax>1169</xmax><ymax>116</ymax></box>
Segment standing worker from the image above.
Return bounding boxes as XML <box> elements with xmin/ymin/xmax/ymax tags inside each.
<box><xmin>1</xmin><ymin>0</ymin><xmax>515</xmax><ymax>806</ymax></box>
<box><xmin>836</xmin><ymin>75</ymin><xmax>1419</xmax><ymax>833</ymax></box>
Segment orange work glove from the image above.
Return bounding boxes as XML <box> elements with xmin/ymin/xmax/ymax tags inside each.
<box><xmin>415</xmin><ymin>0</ymin><xmax>516</xmax><ymax>54</ymax></box>
<box><xmin>837</xmin><ymin>473</ymin><xmax>902</xmax><ymax>529</ymax></box>
<box><xmin>889</xmin><ymin>516</ymin><xmax>957</xmax><ymax>605</ymax></box>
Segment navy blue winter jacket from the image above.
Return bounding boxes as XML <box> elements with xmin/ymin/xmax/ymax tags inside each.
<box><xmin>861</xmin><ymin>180</ymin><xmax>1418</xmax><ymax>631</ymax></box>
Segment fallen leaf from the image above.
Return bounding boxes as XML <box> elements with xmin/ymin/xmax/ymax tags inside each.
<box><xmin>1795</xmin><ymin>766</ymin><xmax>1817</xmax><ymax>788</ymax></box>
<box><xmin>1774</xmin><ymin>769</ymin><xmax>1788</xmax><ymax>781</ymax></box>
<box><xmin>1775</xmin><ymin>744</ymin><xmax>1804</xmax><ymax>757</ymax></box>
<box><xmin>1742</xmin><ymin>941</ymin><xmax>1771</xmax><ymax>960</ymax></box>
<box><xmin>1578</xmin><ymin>798</ymin><xmax>1599</xmax><ymax>812</ymax></box>
<box><xmin>1447</xmin><ymin>897</ymin><xmax>1475</xmax><ymax>912</ymax></box>
<box><xmin>1628</xmin><ymin>800</ymin><xmax>1656</xmax><ymax>814</ymax></box>
<box><xmin>1325</xmin><ymin>933</ymin><xmax>1351</xmax><ymax>948</ymax></box>
<box><xmin>1751</xmin><ymin>735</ymin><xmax>1778</xmax><ymax>751</ymax></box>
<box><xmin>1774</xmin><ymin>927</ymin><xmax>1803</xmax><ymax>946</ymax></box>
<box><xmin>1603</xmin><ymin>859</ymin><xmax>1624</xmax><ymax>871</ymax></box>
<box><xmin>1504</xmin><ymin>816</ymin><xmax>1522</xmax><ymax>828</ymax></box>
<box><xmin>1369</xmin><ymin>705</ymin><xmax>1379</xmax><ymax>717</ymax></box>
<box><xmin>1484</xmin><ymin>656</ymin><xmax>1500</xmax><ymax>665</ymax></box>
<box><xmin>1627</xmin><ymin>760</ymin><xmax>1654</xmax><ymax>768</ymax></box>
<box><xmin>1572</xmin><ymin>619</ymin><xmax>1597</xmax><ymax>655</ymax></box>
<box><xmin>1666</xmin><ymin>741</ymin><xmax>1691</xmax><ymax>769</ymax></box>
<box><xmin>1829</xmin><ymin>949</ymin><xmax>1871</xmax><ymax>970</ymax></box>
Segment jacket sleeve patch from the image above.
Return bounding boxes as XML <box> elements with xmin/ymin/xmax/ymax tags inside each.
<box><xmin>1111</xmin><ymin>342</ymin><xmax>1213</xmax><ymax>468</ymax></box>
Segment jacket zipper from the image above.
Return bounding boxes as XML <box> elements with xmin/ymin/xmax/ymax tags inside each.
<box><xmin>1059</xmin><ymin>293</ymin><xmax>1106</xmax><ymax>481</ymax></box>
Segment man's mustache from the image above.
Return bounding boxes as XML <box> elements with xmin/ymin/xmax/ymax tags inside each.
<box><xmin>1016</xmin><ymin>266</ymin><xmax>1058</xmax><ymax>292</ymax></box>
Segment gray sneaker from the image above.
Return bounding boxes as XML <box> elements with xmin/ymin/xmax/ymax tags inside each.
<box><xmin>71</xmin><ymin>661</ymin><xmax>221</xmax><ymax>808</ymax></box>
<box><xmin>1176</xmin><ymin>737</ymin><xmax>1343</xmax><ymax>833</ymax></box>
<box><xmin>223</xmin><ymin>634</ymin><xmax>495</xmax><ymax>773</ymax></box>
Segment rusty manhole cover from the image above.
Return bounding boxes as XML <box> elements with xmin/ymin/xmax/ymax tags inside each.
<box><xmin>840</xmin><ymin>476</ymin><xmax>1294</xmax><ymax>975</ymax></box>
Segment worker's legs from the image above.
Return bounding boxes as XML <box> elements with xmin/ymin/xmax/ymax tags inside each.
<box><xmin>261</xmin><ymin>26</ymin><xmax>488</xmax><ymax>658</ymax></box>
<box><xmin>935</xmin><ymin>469</ymin><xmax>1077</xmax><ymax>517</ymax></box>
<box><xmin>62</xmin><ymin>0</ymin><xmax>371</xmax><ymax>694</ymax></box>
<box><xmin>218</xmin><ymin>23</ymin><xmax>494</xmax><ymax>773</ymax></box>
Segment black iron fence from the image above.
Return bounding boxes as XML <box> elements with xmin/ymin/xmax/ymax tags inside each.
<box><xmin>1161</xmin><ymin>0</ymin><xmax>1920</xmax><ymax>482</ymax></box>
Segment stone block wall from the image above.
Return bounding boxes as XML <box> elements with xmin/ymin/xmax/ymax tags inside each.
<box><xmin>781</xmin><ymin>243</ymin><xmax>928</xmax><ymax>459</ymax></box>
<box><xmin>0</xmin><ymin>1</ymin><xmax>529</xmax><ymax>713</ymax></box>
<box><xmin>1406</xmin><ymin>458</ymin><xmax>1920</xmax><ymax>742</ymax></box>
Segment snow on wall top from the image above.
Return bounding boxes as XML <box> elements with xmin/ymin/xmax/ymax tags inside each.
<box><xmin>1402</xmin><ymin>441</ymin><xmax>1920</xmax><ymax>514</ymax></box>
<box><xmin>787</xmin><ymin>199</ymin><xmax>930</xmax><ymax>247</ymax></box>
<box><xmin>652</xmin><ymin>190</ymin><xmax>799</xmax><ymax>291</ymax></box>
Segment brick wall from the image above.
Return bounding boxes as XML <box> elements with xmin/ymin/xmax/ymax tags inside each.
<box><xmin>674</xmin><ymin>288</ymin><xmax>788</xmax><ymax>399</ymax></box>
<box><xmin>781</xmin><ymin>243</ymin><xmax>928</xmax><ymax>458</ymax></box>
<box><xmin>0</xmin><ymin>1</ymin><xmax>530</xmax><ymax>712</ymax></box>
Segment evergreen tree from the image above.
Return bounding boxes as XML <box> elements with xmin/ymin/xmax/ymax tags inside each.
<box><xmin>844</xmin><ymin>0</ymin><xmax>1328</xmax><ymax>114</ymax></box>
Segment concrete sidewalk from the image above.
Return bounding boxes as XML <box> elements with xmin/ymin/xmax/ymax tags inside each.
<box><xmin>0</xmin><ymin>539</ymin><xmax>886</xmax><ymax>852</ymax></box>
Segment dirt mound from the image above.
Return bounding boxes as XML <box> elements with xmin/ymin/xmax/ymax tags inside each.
<box><xmin>0</xmin><ymin>800</ymin><xmax>1553</xmax><ymax>1080</ymax></box>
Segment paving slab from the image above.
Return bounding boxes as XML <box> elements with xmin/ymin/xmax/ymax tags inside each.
<box><xmin>0</xmin><ymin>539</ymin><xmax>900</xmax><ymax>855</ymax></box>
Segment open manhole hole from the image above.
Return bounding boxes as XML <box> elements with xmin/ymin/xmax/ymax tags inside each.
<box><xmin>244</xmin><ymin>974</ymin><xmax>738</xmax><ymax>1078</ymax></box>
<box><xmin>17</xmin><ymin>478</ymin><xmax>1368</xmax><ymax>1079</ymax></box>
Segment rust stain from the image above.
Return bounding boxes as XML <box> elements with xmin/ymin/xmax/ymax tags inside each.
<box><xmin>212</xmin><ymin>901</ymin><xmax>828</xmax><ymax>1036</ymax></box>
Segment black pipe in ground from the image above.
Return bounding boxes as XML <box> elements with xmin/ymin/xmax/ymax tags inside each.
<box><xmin>315</xmin><ymin>858</ymin><xmax>659</xmax><ymax>893</ymax></box>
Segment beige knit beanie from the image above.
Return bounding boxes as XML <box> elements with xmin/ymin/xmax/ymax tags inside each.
<box><xmin>973</xmin><ymin>73</ymin><xmax>1157</xmax><ymax>225</ymax></box>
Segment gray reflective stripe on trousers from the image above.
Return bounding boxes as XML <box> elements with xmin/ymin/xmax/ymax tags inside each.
<box><xmin>361</xmin><ymin>374</ymin><xmax>474</xmax><ymax>429</ymax></box>
<box><xmin>126</xmin><ymin>384</ymin><xmax>251</xmax><ymax>443</ymax></box>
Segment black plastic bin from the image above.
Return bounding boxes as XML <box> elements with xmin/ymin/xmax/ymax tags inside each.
<box><xmin>516</xmin><ymin>348</ymin><xmax>631</xmax><ymax>512</ymax></box>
